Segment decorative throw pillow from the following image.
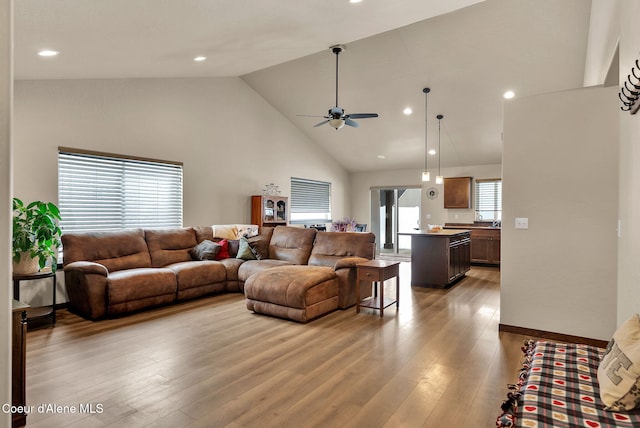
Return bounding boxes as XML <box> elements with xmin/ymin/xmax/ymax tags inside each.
<box><xmin>211</xmin><ymin>224</ymin><xmax>238</xmax><ymax>240</ymax></box>
<box><xmin>236</xmin><ymin>237</ymin><xmax>257</xmax><ymax>260</ymax></box>
<box><xmin>247</xmin><ymin>235</ymin><xmax>269</xmax><ymax>260</ymax></box>
<box><xmin>214</xmin><ymin>239</ymin><xmax>230</xmax><ymax>260</ymax></box>
<box><xmin>597</xmin><ymin>313</ymin><xmax>640</xmax><ymax>410</ymax></box>
<box><xmin>236</xmin><ymin>224</ymin><xmax>259</xmax><ymax>238</ymax></box>
<box><xmin>189</xmin><ymin>240</ymin><xmax>220</xmax><ymax>261</ymax></box>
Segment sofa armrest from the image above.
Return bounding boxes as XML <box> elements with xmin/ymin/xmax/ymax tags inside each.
<box><xmin>333</xmin><ymin>256</ymin><xmax>369</xmax><ymax>271</ymax></box>
<box><xmin>65</xmin><ymin>261</ymin><xmax>109</xmax><ymax>276</ymax></box>
<box><xmin>64</xmin><ymin>261</ymin><xmax>109</xmax><ymax>320</ymax></box>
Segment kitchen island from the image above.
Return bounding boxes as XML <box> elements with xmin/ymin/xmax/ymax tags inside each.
<box><xmin>399</xmin><ymin>229</ymin><xmax>471</xmax><ymax>288</ymax></box>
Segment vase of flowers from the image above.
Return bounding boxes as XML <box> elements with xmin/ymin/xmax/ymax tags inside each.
<box><xmin>331</xmin><ymin>217</ymin><xmax>357</xmax><ymax>232</ymax></box>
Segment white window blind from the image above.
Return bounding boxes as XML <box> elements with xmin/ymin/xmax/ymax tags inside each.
<box><xmin>290</xmin><ymin>177</ymin><xmax>331</xmax><ymax>223</ymax></box>
<box><xmin>58</xmin><ymin>148</ymin><xmax>183</xmax><ymax>233</ymax></box>
<box><xmin>475</xmin><ymin>178</ymin><xmax>502</xmax><ymax>221</ymax></box>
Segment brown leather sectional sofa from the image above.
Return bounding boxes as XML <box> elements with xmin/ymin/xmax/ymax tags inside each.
<box><xmin>62</xmin><ymin>225</ymin><xmax>375</xmax><ymax>321</ymax></box>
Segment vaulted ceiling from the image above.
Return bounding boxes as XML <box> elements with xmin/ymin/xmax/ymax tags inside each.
<box><xmin>15</xmin><ymin>0</ymin><xmax>593</xmax><ymax>172</ymax></box>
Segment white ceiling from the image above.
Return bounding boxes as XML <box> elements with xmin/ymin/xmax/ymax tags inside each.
<box><xmin>14</xmin><ymin>0</ymin><xmax>593</xmax><ymax>173</ymax></box>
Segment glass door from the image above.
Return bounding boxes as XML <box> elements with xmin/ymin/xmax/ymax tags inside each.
<box><xmin>371</xmin><ymin>187</ymin><xmax>421</xmax><ymax>255</ymax></box>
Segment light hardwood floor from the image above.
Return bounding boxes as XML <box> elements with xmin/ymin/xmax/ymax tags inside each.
<box><xmin>24</xmin><ymin>264</ymin><xmax>534</xmax><ymax>427</ymax></box>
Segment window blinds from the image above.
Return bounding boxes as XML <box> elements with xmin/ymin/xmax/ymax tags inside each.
<box><xmin>58</xmin><ymin>148</ymin><xmax>183</xmax><ymax>233</ymax></box>
<box><xmin>290</xmin><ymin>177</ymin><xmax>331</xmax><ymax>223</ymax></box>
<box><xmin>475</xmin><ymin>179</ymin><xmax>502</xmax><ymax>221</ymax></box>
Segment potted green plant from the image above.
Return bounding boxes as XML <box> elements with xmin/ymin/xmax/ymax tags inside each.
<box><xmin>12</xmin><ymin>197</ymin><xmax>62</xmax><ymax>275</ymax></box>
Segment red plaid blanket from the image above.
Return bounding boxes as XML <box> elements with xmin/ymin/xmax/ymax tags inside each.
<box><xmin>497</xmin><ymin>340</ymin><xmax>640</xmax><ymax>427</ymax></box>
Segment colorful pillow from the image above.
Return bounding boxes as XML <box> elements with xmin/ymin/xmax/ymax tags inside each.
<box><xmin>597</xmin><ymin>313</ymin><xmax>640</xmax><ymax>410</ymax></box>
<box><xmin>189</xmin><ymin>240</ymin><xmax>220</xmax><ymax>261</ymax></box>
<box><xmin>214</xmin><ymin>239</ymin><xmax>230</xmax><ymax>260</ymax></box>
<box><xmin>236</xmin><ymin>237</ymin><xmax>257</xmax><ymax>260</ymax></box>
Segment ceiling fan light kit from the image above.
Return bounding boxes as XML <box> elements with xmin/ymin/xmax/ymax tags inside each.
<box><xmin>300</xmin><ymin>44</ymin><xmax>379</xmax><ymax>130</ymax></box>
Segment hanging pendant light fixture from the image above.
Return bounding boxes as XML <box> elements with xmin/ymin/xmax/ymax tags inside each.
<box><xmin>436</xmin><ymin>114</ymin><xmax>444</xmax><ymax>184</ymax></box>
<box><xmin>421</xmin><ymin>88</ymin><xmax>430</xmax><ymax>182</ymax></box>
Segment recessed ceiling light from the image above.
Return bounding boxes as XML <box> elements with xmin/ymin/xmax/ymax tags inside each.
<box><xmin>503</xmin><ymin>90</ymin><xmax>515</xmax><ymax>99</ymax></box>
<box><xmin>349</xmin><ymin>0</ymin><xmax>363</xmax><ymax>3</ymax></box>
<box><xmin>194</xmin><ymin>56</ymin><xmax>207</xmax><ymax>62</ymax></box>
<box><xmin>403</xmin><ymin>107</ymin><xmax>413</xmax><ymax>115</ymax></box>
<box><xmin>37</xmin><ymin>50</ymin><xmax>59</xmax><ymax>57</ymax></box>
<box><xmin>377</xmin><ymin>154</ymin><xmax>385</xmax><ymax>159</ymax></box>
<box><xmin>428</xmin><ymin>149</ymin><xmax>436</xmax><ymax>155</ymax></box>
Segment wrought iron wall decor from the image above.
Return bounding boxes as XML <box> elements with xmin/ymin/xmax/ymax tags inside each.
<box><xmin>619</xmin><ymin>59</ymin><xmax>640</xmax><ymax>114</ymax></box>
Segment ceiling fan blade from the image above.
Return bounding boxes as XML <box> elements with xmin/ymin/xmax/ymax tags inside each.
<box><xmin>345</xmin><ymin>118</ymin><xmax>359</xmax><ymax>128</ymax></box>
<box><xmin>347</xmin><ymin>113</ymin><xmax>379</xmax><ymax>119</ymax></box>
<box><xmin>297</xmin><ymin>114</ymin><xmax>327</xmax><ymax>118</ymax></box>
<box><xmin>314</xmin><ymin>120</ymin><xmax>329</xmax><ymax>127</ymax></box>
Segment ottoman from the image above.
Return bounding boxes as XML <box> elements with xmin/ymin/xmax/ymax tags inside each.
<box><xmin>244</xmin><ymin>265</ymin><xmax>339</xmax><ymax>323</ymax></box>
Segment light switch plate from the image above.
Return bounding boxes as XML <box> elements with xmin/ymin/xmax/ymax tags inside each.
<box><xmin>515</xmin><ymin>217</ymin><xmax>528</xmax><ymax>229</ymax></box>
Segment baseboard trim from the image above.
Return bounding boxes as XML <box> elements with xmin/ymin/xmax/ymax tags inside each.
<box><xmin>498</xmin><ymin>323</ymin><xmax>609</xmax><ymax>348</ymax></box>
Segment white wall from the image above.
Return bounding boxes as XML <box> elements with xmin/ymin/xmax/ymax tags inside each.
<box><xmin>617</xmin><ymin>0</ymin><xmax>640</xmax><ymax>325</ymax></box>
<box><xmin>13</xmin><ymin>77</ymin><xmax>350</xmax><ymax>305</ymax></box>
<box><xmin>350</xmin><ymin>163</ymin><xmax>501</xmax><ymax>231</ymax></box>
<box><xmin>0</xmin><ymin>0</ymin><xmax>12</xmax><ymax>426</ymax></box>
<box><xmin>501</xmin><ymin>85</ymin><xmax>618</xmax><ymax>341</ymax></box>
<box><xmin>583</xmin><ymin>0</ymin><xmax>621</xmax><ymax>86</ymax></box>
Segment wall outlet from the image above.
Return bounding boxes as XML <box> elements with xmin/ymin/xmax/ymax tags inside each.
<box><xmin>515</xmin><ymin>217</ymin><xmax>528</xmax><ymax>229</ymax></box>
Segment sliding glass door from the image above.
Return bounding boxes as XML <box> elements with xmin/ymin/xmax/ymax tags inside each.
<box><xmin>370</xmin><ymin>187</ymin><xmax>421</xmax><ymax>255</ymax></box>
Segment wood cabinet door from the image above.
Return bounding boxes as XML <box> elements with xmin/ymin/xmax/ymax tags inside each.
<box><xmin>443</xmin><ymin>177</ymin><xmax>472</xmax><ymax>209</ymax></box>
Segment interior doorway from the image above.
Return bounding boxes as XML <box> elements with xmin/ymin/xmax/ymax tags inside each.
<box><xmin>370</xmin><ymin>187</ymin><xmax>421</xmax><ymax>255</ymax></box>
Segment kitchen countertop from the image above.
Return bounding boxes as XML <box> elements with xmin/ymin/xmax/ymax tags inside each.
<box><xmin>444</xmin><ymin>223</ymin><xmax>501</xmax><ymax>230</ymax></box>
<box><xmin>398</xmin><ymin>229</ymin><xmax>472</xmax><ymax>236</ymax></box>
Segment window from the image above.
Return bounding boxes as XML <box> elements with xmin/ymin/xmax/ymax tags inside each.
<box><xmin>475</xmin><ymin>178</ymin><xmax>502</xmax><ymax>222</ymax></box>
<box><xmin>290</xmin><ymin>177</ymin><xmax>331</xmax><ymax>224</ymax></box>
<box><xmin>58</xmin><ymin>147</ymin><xmax>183</xmax><ymax>233</ymax></box>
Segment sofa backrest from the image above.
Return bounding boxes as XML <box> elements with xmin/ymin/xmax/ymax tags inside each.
<box><xmin>269</xmin><ymin>226</ymin><xmax>317</xmax><ymax>265</ymax></box>
<box><xmin>145</xmin><ymin>228</ymin><xmax>198</xmax><ymax>267</ymax></box>
<box><xmin>308</xmin><ymin>231</ymin><xmax>376</xmax><ymax>267</ymax></box>
<box><xmin>62</xmin><ymin>229</ymin><xmax>152</xmax><ymax>272</ymax></box>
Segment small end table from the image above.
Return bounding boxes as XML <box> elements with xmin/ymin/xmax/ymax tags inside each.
<box><xmin>356</xmin><ymin>260</ymin><xmax>400</xmax><ymax>317</ymax></box>
<box><xmin>13</xmin><ymin>270</ymin><xmax>56</xmax><ymax>327</ymax></box>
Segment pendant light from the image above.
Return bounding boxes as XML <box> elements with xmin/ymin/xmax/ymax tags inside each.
<box><xmin>421</xmin><ymin>88</ymin><xmax>430</xmax><ymax>182</ymax></box>
<box><xmin>436</xmin><ymin>114</ymin><xmax>444</xmax><ymax>184</ymax></box>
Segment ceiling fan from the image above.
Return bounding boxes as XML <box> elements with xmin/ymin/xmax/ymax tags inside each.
<box><xmin>300</xmin><ymin>45</ymin><xmax>378</xmax><ymax>130</ymax></box>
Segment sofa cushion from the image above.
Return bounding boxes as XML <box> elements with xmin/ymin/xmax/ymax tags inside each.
<box><xmin>167</xmin><ymin>260</ymin><xmax>226</xmax><ymax>291</ymax></box>
<box><xmin>193</xmin><ymin>226</ymin><xmax>214</xmax><ymax>243</ymax></box>
<box><xmin>189</xmin><ymin>240</ymin><xmax>220</xmax><ymax>261</ymax></box>
<box><xmin>219</xmin><ymin>258</ymin><xmax>244</xmax><ymax>281</ymax></box>
<box><xmin>598</xmin><ymin>313</ymin><xmax>640</xmax><ymax>410</ymax></box>
<box><xmin>62</xmin><ymin>229</ymin><xmax>152</xmax><ymax>272</ymax></box>
<box><xmin>238</xmin><ymin>259</ymin><xmax>293</xmax><ymax>282</ymax></box>
<box><xmin>269</xmin><ymin>226</ymin><xmax>317</xmax><ymax>265</ymax></box>
<box><xmin>146</xmin><ymin>228</ymin><xmax>197</xmax><ymax>267</ymax></box>
<box><xmin>107</xmin><ymin>268</ymin><xmax>177</xmax><ymax>304</ymax></box>
<box><xmin>308</xmin><ymin>231</ymin><xmax>376</xmax><ymax>267</ymax></box>
<box><xmin>244</xmin><ymin>265</ymin><xmax>337</xmax><ymax>309</ymax></box>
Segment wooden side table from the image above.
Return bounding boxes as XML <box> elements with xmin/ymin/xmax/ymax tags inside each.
<box><xmin>13</xmin><ymin>270</ymin><xmax>56</xmax><ymax>326</ymax></box>
<box><xmin>356</xmin><ymin>260</ymin><xmax>400</xmax><ymax>317</ymax></box>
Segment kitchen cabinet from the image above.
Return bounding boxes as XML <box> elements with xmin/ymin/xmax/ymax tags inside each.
<box><xmin>470</xmin><ymin>228</ymin><xmax>501</xmax><ymax>265</ymax></box>
<box><xmin>443</xmin><ymin>177</ymin><xmax>472</xmax><ymax>209</ymax></box>
<box><xmin>402</xmin><ymin>230</ymin><xmax>471</xmax><ymax>288</ymax></box>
